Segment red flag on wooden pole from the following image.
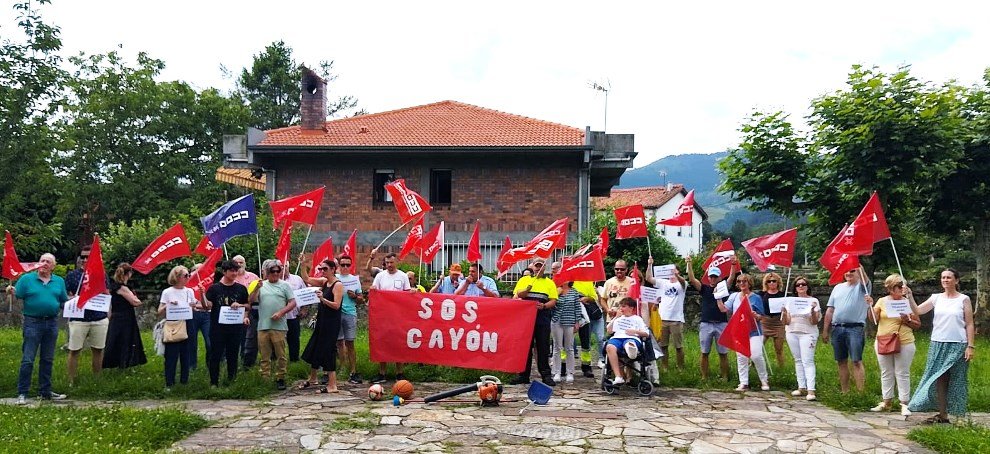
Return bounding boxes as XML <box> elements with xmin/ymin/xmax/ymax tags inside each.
<box><xmin>718</xmin><ymin>295</ymin><xmax>755</xmax><ymax>358</ymax></box>
<box><xmin>466</xmin><ymin>221</ymin><xmax>482</xmax><ymax>263</ymax></box>
<box><xmin>78</xmin><ymin>235</ymin><xmax>107</xmax><ymax>308</ymax></box>
<box><xmin>132</xmin><ymin>223</ymin><xmax>192</xmax><ymax>274</ymax></box>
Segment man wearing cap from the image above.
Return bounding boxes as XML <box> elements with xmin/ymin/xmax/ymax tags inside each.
<box><xmin>510</xmin><ymin>258</ymin><xmax>558</xmax><ymax>386</ymax></box>
<box><xmin>7</xmin><ymin>253</ymin><xmax>68</xmax><ymax>404</ymax></box>
<box><xmin>455</xmin><ymin>263</ymin><xmax>499</xmax><ymax>298</ymax></box>
<box><xmin>686</xmin><ymin>256</ymin><xmax>736</xmax><ymax>381</ymax></box>
<box><xmin>430</xmin><ymin>264</ymin><xmax>464</xmax><ymax>294</ymax></box>
<box><xmin>249</xmin><ymin>259</ymin><xmax>297</xmax><ymax>391</ymax></box>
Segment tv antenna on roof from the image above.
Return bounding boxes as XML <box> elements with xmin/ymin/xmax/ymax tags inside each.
<box><xmin>589</xmin><ymin>80</ymin><xmax>611</xmax><ymax>133</ymax></box>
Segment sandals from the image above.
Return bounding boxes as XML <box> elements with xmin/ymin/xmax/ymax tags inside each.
<box><xmin>922</xmin><ymin>415</ymin><xmax>950</xmax><ymax>424</ymax></box>
<box><xmin>297</xmin><ymin>381</ymin><xmax>315</xmax><ymax>390</ymax></box>
<box><xmin>316</xmin><ymin>386</ymin><xmax>339</xmax><ymax>394</ymax></box>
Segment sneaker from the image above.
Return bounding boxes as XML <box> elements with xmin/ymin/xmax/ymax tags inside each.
<box><xmin>791</xmin><ymin>389</ymin><xmax>805</xmax><ymax>397</ymax></box>
<box><xmin>552</xmin><ymin>373</ymin><xmax>561</xmax><ymax>383</ymax></box>
<box><xmin>370</xmin><ymin>374</ymin><xmax>386</xmax><ymax>384</ymax></box>
<box><xmin>806</xmin><ymin>393</ymin><xmax>817</xmax><ymax>401</ymax></box>
<box><xmin>276</xmin><ymin>379</ymin><xmax>286</xmax><ymax>391</ymax></box>
<box><xmin>42</xmin><ymin>392</ymin><xmax>66</xmax><ymax>401</ymax></box>
<box><xmin>542</xmin><ymin>376</ymin><xmax>557</xmax><ymax>387</ymax></box>
<box><xmin>509</xmin><ymin>376</ymin><xmax>530</xmax><ymax>385</ymax></box>
<box><xmin>734</xmin><ymin>384</ymin><xmax>749</xmax><ymax>392</ymax></box>
<box><xmin>611</xmin><ymin>376</ymin><xmax>626</xmax><ymax>385</ymax></box>
<box><xmin>565</xmin><ymin>374</ymin><xmax>574</xmax><ymax>383</ymax></box>
<box><xmin>581</xmin><ymin>365</ymin><xmax>594</xmax><ymax>378</ymax></box>
<box><xmin>395</xmin><ymin>373</ymin><xmax>406</xmax><ymax>382</ymax></box>
<box><xmin>15</xmin><ymin>395</ymin><xmax>27</xmax><ymax>405</ymax></box>
<box><xmin>900</xmin><ymin>404</ymin><xmax>912</xmax><ymax>416</ymax></box>
<box><xmin>348</xmin><ymin>373</ymin><xmax>363</xmax><ymax>384</ymax></box>
<box><xmin>760</xmin><ymin>383</ymin><xmax>770</xmax><ymax>391</ymax></box>
<box><xmin>623</xmin><ymin>341</ymin><xmax>639</xmax><ymax>359</ymax></box>
<box><xmin>870</xmin><ymin>402</ymin><xmax>890</xmax><ymax>412</ymax></box>
<box><xmin>598</xmin><ymin>359</ymin><xmax>606</xmax><ymax>369</ymax></box>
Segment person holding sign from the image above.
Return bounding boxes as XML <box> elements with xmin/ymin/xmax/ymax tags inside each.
<box><xmin>781</xmin><ymin>276</ymin><xmax>821</xmax><ymax>401</ymax></box>
<box><xmin>685</xmin><ymin>256</ymin><xmax>735</xmax><ymax>381</ymax></box>
<box><xmin>300</xmin><ymin>259</ymin><xmax>343</xmax><ymax>393</ymax></box>
<box><xmin>869</xmin><ymin>274</ymin><xmax>920</xmax><ymax>416</ymax></box>
<box><xmin>908</xmin><ymin>268</ymin><xmax>975</xmax><ymax>424</ymax></box>
<box><xmin>8</xmin><ymin>253</ymin><xmax>68</xmax><ymax>404</ymax></box>
<box><xmin>645</xmin><ymin>257</ymin><xmax>687</xmax><ymax>370</ymax></box>
<box><xmin>724</xmin><ymin>274</ymin><xmax>769</xmax><ymax>392</ymax></box>
<box><xmin>758</xmin><ymin>272</ymin><xmax>787</xmax><ymax>369</ymax></box>
<box><xmin>102</xmin><ymin>263</ymin><xmax>147</xmax><ymax>370</ymax></box>
<box><xmin>250</xmin><ymin>260</ymin><xmax>297</xmax><ymax>391</ymax></box>
<box><xmin>336</xmin><ymin>255</ymin><xmax>367</xmax><ymax>384</ymax></box>
<box><xmin>65</xmin><ymin>248</ymin><xmax>111</xmax><ymax>387</ymax></box>
<box><xmin>157</xmin><ymin>265</ymin><xmax>196</xmax><ymax>390</ymax></box>
<box><xmin>203</xmin><ymin>260</ymin><xmax>251</xmax><ymax>387</ymax></box>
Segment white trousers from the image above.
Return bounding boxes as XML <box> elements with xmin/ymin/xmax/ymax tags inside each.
<box><xmin>875</xmin><ymin>340</ymin><xmax>916</xmax><ymax>403</ymax></box>
<box><xmin>736</xmin><ymin>335</ymin><xmax>768</xmax><ymax>386</ymax></box>
<box><xmin>551</xmin><ymin>323</ymin><xmax>576</xmax><ymax>376</ymax></box>
<box><xmin>786</xmin><ymin>331</ymin><xmax>819</xmax><ymax>391</ymax></box>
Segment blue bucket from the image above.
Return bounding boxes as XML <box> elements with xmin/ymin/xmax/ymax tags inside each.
<box><xmin>526</xmin><ymin>381</ymin><xmax>553</xmax><ymax>405</ymax></box>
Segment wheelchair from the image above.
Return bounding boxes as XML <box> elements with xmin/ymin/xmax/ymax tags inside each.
<box><xmin>600</xmin><ymin>334</ymin><xmax>657</xmax><ymax>397</ymax></box>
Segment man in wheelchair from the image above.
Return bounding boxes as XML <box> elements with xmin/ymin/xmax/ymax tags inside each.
<box><xmin>603</xmin><ymin>297</ymin><xmax>652</xmax><ymax>388</ymax></box>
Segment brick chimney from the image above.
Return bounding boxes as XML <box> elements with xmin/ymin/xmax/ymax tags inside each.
<box><xmin>299</xmin><ymin>66</ymin><xmax>327</xmax><ymax>131</ymax></box>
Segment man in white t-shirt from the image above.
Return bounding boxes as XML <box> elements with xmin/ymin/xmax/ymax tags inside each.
<box><xmin>645</xmin><ymin>258</ymin><xmax>687</xmax><ymax>370</ymax></box>
<box><xmin>369</xmin><ymin>252</ymin><xmax>412</xmax><ymax>384</ymax></box>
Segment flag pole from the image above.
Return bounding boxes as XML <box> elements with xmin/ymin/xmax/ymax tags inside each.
<box><xmin>223</xmin><ymin>244</ymin><xmax>229</xmax><ymax>261</ymax></box>
<box><xmin>375</xmin><ymin>218</ymin><xmax>415</xmax><ymax>251</ymax></box>
<box><xmin>783</xmin><ymin>267</ymin><xmax>792</xmax><ymax>298</ymax></box>
<box><xmin>646</xmin><ymin>232</ymin><xmax>653</xmax><ymax>260</ymax></box>
<box><xmin>858</xmin><ymin>267</ymin><xmax>877</xmax><ymax>325</ymax></box>
<box><xmin>295</xmin><ymin>225</ymin><xmax>314</xmax><ymax>275</ymax></box>
<box><xmin>255</xmin><ymin>234</ymin><xmax>263</xmax><ymax>276</ymax></box>
<box><xmin>888</xmin><ymin>238</ymin><xmax>905</xmax><ymax>279</ymax></box>
<box><xmin>752</xmin><ymin>307</ymin><xmax>773</xmax><ymax>376</ymax></box>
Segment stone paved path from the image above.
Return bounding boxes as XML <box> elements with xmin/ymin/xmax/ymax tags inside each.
<box><xmin>10</xmin><ymin>380</ymin><xmax>987</xmax><ymax>453</ymax></box>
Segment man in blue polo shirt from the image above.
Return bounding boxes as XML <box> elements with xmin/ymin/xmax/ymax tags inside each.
<box><xmin>822</xmin><ymin>267</ymin><xmax>874</xmax><ymax>393</ymax></box>
<box><xmin>7</xmin><ymin>253</ymin><xmax>68</xmax><ymax>404</ymax></box>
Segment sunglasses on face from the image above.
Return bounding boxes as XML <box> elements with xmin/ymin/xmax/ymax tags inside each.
<box><xmin>339</xmin><ymin>263</ymin><xmax>351</xmax><ymax>267</ymax></box>
<box><xmin>533</xmin><ymin>263</ymin><xmax>544</xmax><ymax>268</ymax></box>
<box><xmin>795</xmin><ymin>282</ymin><xmax>808</xmax><ymax>287</ymax></box>
<box><xmin>270</xmin><ymin>268</ymin><xmax>283</xmax><ymax>273</ymax></box>
<box><xmin>180</xmin><ymin>273</ymin><xmax>190</xmax><ymax>278</ymax></box>
<box><xmin>317</xmin><ymin>266</ymin><xmax>328</xmax><ymax>271</ymax></box>
<box><xmin>767</xmin><ymin>279</ymin><xmax>778</xmax><ymax>283</ymax></box>
<box><xmin>614</xmin><ymin>268</ymin><xmax>626</xmax><ymax>271</ymax></box>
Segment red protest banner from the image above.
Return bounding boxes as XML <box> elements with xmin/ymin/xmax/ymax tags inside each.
<box><xmin>384</xmin><ymin>179</ymin><xmax>432</xmax><ymax>223</ymax></box>
<box><xmin>614</xmin><ymin>204</ymin><xmax>648</xmax><ymax>239</ymax></box>
<box><xmin>132</xmin><ymin>222</ymin><xmax>192</xmax><ymax>274</ymax></box>
<box><xmin>269</xmin><ymin>186</ymin><xmax>325</xmax><ymax>228</ymax></box>
<box><xmin>466</xmin><ymin>221</ymin><xmax>482</xmax><ymax>263</ymax></box>
<box><xmin>741</xmin><ymin>227</ymin><xmax>797</xmax><ymax>272</ymax></box>
<box><xmin>367</xmin><ymin>289</ymin><xmax>536</xmax><ymax>372</ymax></box>
<box><xmin>659</xmin><ymin>189</ymin><xmax>696</xmax><ymax>227</ymax></box>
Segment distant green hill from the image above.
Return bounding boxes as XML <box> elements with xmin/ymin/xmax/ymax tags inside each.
<box><xmin>617</xmin><ymin>151</ymin><xmax>784</xmax><ymax>231</ymax></box>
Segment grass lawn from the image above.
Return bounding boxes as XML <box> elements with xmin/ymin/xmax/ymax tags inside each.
<box><xmin>908</xmin><ymin>421</ymin><xmax>990</xmax><ymax>454</ymax></box>
<box><xmin>0</xmin><ymin>404</ymin><xmax>207</xmax><ymax>452</ymax></box>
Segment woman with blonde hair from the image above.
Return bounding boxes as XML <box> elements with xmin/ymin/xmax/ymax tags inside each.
<box><xmin>758</xmin><ymin>272</ymin><xmax>786</xmax><ymax>367</ymax></box>
<box><xmin>725</xmin><ymin>273</ymin><xmax>770</xmax><ymax>391</ymax></box>
<box><xmin>102</xmin><ymin>263</ymin><xmax>147</xmax><ymax>369</ymax></box>
<box><xmin>908</xmin><ymin>268</ymin><xmax>975</xmax><ymax>423</ymax></box>
<box><xmin>870</xmin><ymin>274</ymin><xmax>921</xmax><ymax>416</ymax></box>
<box><xmin>781</xmin><ymin>276</ymin><xmax>820</xmax><ymax>401</ymax></box>
<box><xmin>158</xmin><ymin>265</ymin><xmax>196</xmax><ymax>390</ymax></box>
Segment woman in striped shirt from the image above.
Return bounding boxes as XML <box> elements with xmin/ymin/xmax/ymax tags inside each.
<box><xmin>551</xmin><ymin>280</ymin><xmax>585</xmax><ymax>384</ymax></box>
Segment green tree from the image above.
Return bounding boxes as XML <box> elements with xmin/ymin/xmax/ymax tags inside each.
<box><xmin>0</xmin><ymin>0</ymin><xmax>67</xmax><ymax>257</ymax></box>
<box><xmin>578</xmin><ymin>210</ymin><xmax>679</xmax><ymax>274</ymax></box>
<box><xmin>234</xmin><ymin>41</ymin><xmax>358</xmax><ymax>129</ymax></box>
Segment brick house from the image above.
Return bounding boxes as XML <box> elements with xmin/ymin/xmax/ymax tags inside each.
<box><xmin>222</xmin><ymin>67</ymin><xmax>636</xmax><ymax>270</ymax></box>
<box><xmin>591</xmin><ymin>184</ymin><xmax>708</xmax><ymax>256</ymax></box>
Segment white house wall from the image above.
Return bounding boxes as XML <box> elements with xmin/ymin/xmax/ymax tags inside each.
<box><xmin>647</xmin><ymin>192</ymin><xmax>704</xmax><ymax>256</ymax></box>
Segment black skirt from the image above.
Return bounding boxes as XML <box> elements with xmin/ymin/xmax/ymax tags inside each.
<box><xmin>300</xmin><ymin>283</ymin><xmax>341</xmax><ymax>370</ymax></box>
<box><xmin>102</xmin><ymin>308</ymin><xmax>148</xmax><ymax>369</ymax></box>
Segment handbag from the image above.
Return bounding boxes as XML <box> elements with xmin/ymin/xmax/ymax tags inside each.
<box><xmin>877</xmin><ymin>333</ymin><xmax>900</xmax><ymax>355</ymax></box>
<box><xmin>152</xmin><ymin>320</ymin><xmax>166</xmax><ymax>356</ymax></box>
<box><xmin>163</xmin><ymin>320</ymin><xmax>188</xmax><ymax>343</ymax></box>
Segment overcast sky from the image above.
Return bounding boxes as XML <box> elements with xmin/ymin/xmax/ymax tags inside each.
<box><xmin>5</xmin><ymin>0</ymin><xmax>989</xmax><ymax>168</ymax></box>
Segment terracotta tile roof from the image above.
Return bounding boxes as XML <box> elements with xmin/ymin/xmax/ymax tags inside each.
<box><xmin>256</xmin><ymin>100</ymin><xmax>585</xmax><ymax>147</ymax></box>
<box><xmin>591</xmin><ymin>185</ymin><xmax>685</xmax><ymax>210</ymax></box>
<box><xmin>215</xmin><ymin>167</ymin><xmax>266</xmax><ymax>191</ymax></box>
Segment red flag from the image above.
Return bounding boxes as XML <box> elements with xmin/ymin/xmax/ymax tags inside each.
<box><xmin>342</xmin><ymin>229</ymin><xmax>358</xmax><ymax>260</ymax></box>
<box><xmin>3</xmin><ymin>231</ymin><xmax>27</xmax><ymax>280</ymax></box>
<box><xmin>819</xmin><ymin>224</ymin><xmax>862</xmax><ymax>285</ymax></box>
<box><xmin>850</xmin><ymin>192</ymin><xmax>892</xmax><ymax>245</ymax></box>
<box><xmin>629</xmin><ymin>266</ymin><xmax>642</xmax><ymax>301</ymax></box>
<box><xmin>718</xmin><ymin>294</ymin><xmax>755</xmax><ymax>358</ymax></box>
<box><xmin>189</xmin><ymin>248</ymin><xmax>223</xmax><ymax>301</ymax></box>
<box><xmin>659</xmin><ymin>189</ymin><xmax>696</xmax><ymax>227</ymax></box>
<box><xmin>385</xmin><ymin>179</ymin><xmax>432</xmax><ymax>223</ymax></box>
<box><xmin>596</xmin><ymin>226</ymin><xmax>610</xmax><ymax>257</ymax></box>
<box><xmin>419</xmin><ymin>222</ymin><xmax>445</xmax><ymax>263</ymax></box>
<box><xmin>193</xmin><ymin>236</ymin><xmax>217</xmax><ymax>257</ymax></box>
<box><xmin>701</xmin><ymin>239</ymin><xmax>737</xmax><ymax>285</ymax></box>
<box><xmin>497</xmin><ymin>218</ymin><xmax>569</xmax><ymax>274</ymax></box>
<box><xmin>77</xmin><ymin>235</ymin><xmax>107</xmax><ymax>308</ymax></box>
<box><xmin>310</xmin><ymin>236</ymin><xmax>334</xmax><ymax>277</ymax></box>
<box><xmin>398</xmin><ymin>218</ymin><xmax>424</xmax><ymax>260</ymax></box>
<box><xmin>269</xmin><ymin>186</ymin><xmax>325</xmax><ymax>228</ymax></box>
<box><xmin>274</xmin><ymin>223</ymin><xmax>293</xmax><ymax>265</ymax></box>
<box><xmin>466</xmin><ymin>221</ymin><xmax>482</xmax><ymax>263</ymax></box>
<box><xmin>553</xmin><ymin>246</ymin><xmax>606</xmax><ymax>286</ymax></box>
<box><xmin>614</xmin><ymin>205</ymin><xmax>648</xmax><ymax>239</ymax></box>
<box><xmin>495</xmin><ymin>236</ymin><xmax>513</xmax><ymax>274</ymax></box>
<box><xmin>132</xmin><ymin>223</ymin><xmax>192</xmax><ymax>274</ymax></box>
<box><xmin>741</xmin><ymin>228</ymin><xmax>797</xmax><ymax>272</ymax></box>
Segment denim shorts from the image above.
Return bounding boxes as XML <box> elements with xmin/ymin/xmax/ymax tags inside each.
<box><xmin>699</xmin><ymin>322</ymin><xmax>728</xmax><ymax>354</ymax></box>
<box><xmin>337</xmin><ymin>314</ymin><xmax>357</xmax><ymax>341</ymax></box>
<box><xmin>830</xmin><ymin>324</ymin><xmax>865</xmax><ymax>362</ymax></box>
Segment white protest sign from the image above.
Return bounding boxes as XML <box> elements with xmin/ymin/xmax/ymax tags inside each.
<box><xmin>339</xmin><ymin>275</ymin><xmax>362</xmax><ymax>293</ymax></box>
<box><xmin>768</xmin><ymin>297</ymin><xmax>788</xmax><ymax>314</ymax></box>
<box><xmin>714</xmin><ymin>281</ymin><xmax>729</xmax><ymax>299</ymax></box>
<box><xmin>63</xmin><ymin>297</ymin><xmax>85</xmax><ymax>318</ymax></box>
<box><xmin>788</xmin><ymin>297</ymin><xmax>817</xmax><ymax>316</ymax></box>
<box><xmin>653</xmin><ymin>264</ymin><xmax>675</xmax><ymax>280</ymax></box>
<box><xmin>294</xmin><ymin>287</ymin><xmax>322</xmax><ymax>307</ymax></box>
<box><xmin>82</xmin><ymin>293</ymin><xmax>111</xmax><ymax>312</ymax></box>
<box><xmin>639</xmin><ymin>286</ymin><xmax>660</xmax><ymax>305</ymax></box>
<box><xmin>166</xmin><ymin>303</ymin><xmax>193</xmax><ymax>321</ymax></box>
<box><xmin>218</xmin><ymin>306</ymin><xmax>246</xmax><ymax>324</ymax></box>
<box><xmin>884</xmin><ymin>298</ymin><xmax>912</xmax><ymax>319</ymax></box>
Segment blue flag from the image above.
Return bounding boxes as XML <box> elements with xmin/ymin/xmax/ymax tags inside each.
<box><xmin>200</xmin><ymin>194</ymin><xmax>258</xmax><ymax>247</ymax></box>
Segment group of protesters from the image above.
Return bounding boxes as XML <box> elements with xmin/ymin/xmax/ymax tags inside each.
<box><xmin>6</xmin><ymin>242</ymin><xmax>976</xmax><ymax>424</ymax></box>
